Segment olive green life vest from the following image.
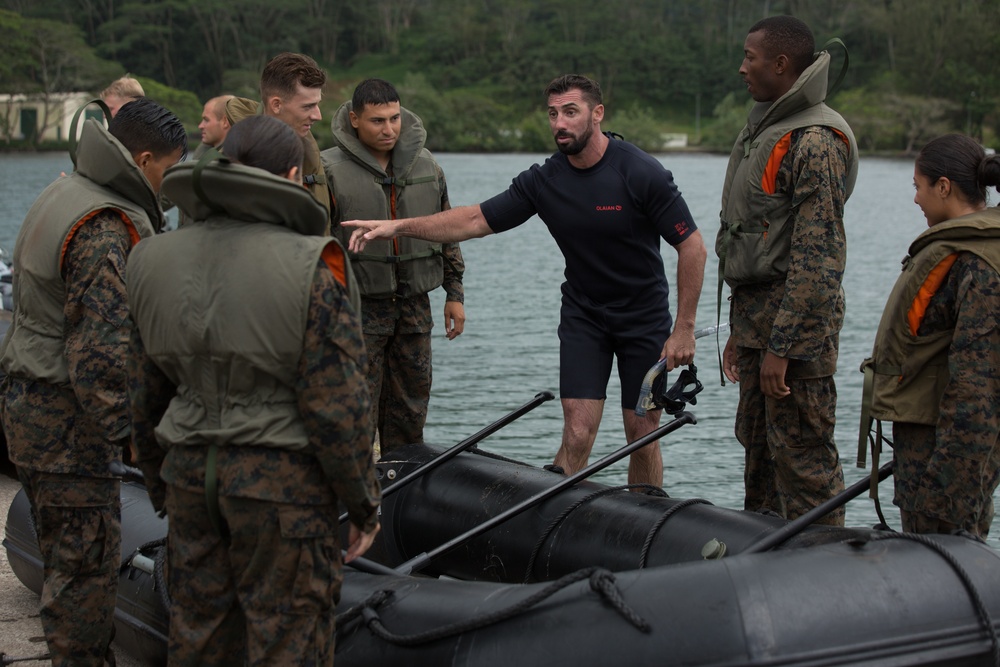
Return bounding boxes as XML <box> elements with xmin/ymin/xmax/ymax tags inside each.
<box><xmin>716</xmin><ymin>51</ymin><xmax>859</xmax><ymax>291</ymax></box>
<box><xmin>857</xmin><ymin>208</ymin><xmax>1000</xmax><ymax>467</ymax></box>
<box><xmin>129</xmin><ymin>159</ymin><xmax>357</xmax><ymax>452</ymax></box>
<box><xmin>0</xmin><ymin>120</ymin><xmax>163</xmax><ymax>384</ymax></box>
<box><xmin>322</xmin><ymin>102</ymin><xmax>445</xmax><ymax>299</ymax></box>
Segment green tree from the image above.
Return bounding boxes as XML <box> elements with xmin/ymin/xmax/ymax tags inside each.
<box><xmin>0</xmin><ymin>10</ymin><xmax>117</xmax><ymax>146</ymax></box>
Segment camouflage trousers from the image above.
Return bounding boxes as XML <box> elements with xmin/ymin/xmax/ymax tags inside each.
<box><xmin>892</xmin><ymin>422</ymin><xmax>998</xmax><ymax>538</ymax></box>
<box><xmin>364</xmin><ymin>330</ymin><xmax>431</xmax><ymax>455</ymax></box>
<box><xmin>734</xmin><ymin>347</ymin><xmax>846</xmax><ymax>525</ymax></box>
<box><xmin>163</xmin><ymin>485</ymin><xmax>342</xmax><ymax>666</ymax></box>
<box><xmin>16</xmin><ymin>468</ymin><xmax>120</xmax><ymax>667</ymax></box>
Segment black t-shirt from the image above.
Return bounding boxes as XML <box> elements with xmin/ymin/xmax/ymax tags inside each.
<box><xmin>480</xmin><ymin>136</ymin><xmax>696</xmax><ymax>307</ymax></box>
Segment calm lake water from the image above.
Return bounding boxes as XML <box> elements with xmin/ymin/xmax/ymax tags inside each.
<box><xmin>1</xmin><ymin>149</ymin><xmax>997</xmax><ymax>549</ymax></box>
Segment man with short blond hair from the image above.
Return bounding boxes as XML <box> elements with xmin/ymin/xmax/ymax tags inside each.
<box><xmin>100</xmin><ymin>75</ymin><xmax>144</xmax><ymax>117</ymax></box>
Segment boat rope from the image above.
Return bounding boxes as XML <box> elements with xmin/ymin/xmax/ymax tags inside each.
<box><xmin>342</xmin><ymin>567</ymin><xmax>651</xmax><ymax>647</ymax></box>
<box><xmin>523</xmin><ymin>484</ymin><xmax>668</xmax><ymax>583</ymax></box>
<box><xmin>871</xmin><ymin>532</ymin><xmax>999</xmax><ymax>667</ymax></box>
<box><xmin>638</xmin><ymin>498</ymin><xmax>713</xmax><ymax>569</ymax></box>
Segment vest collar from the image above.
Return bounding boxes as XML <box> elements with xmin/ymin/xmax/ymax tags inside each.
<box><xmin>331</xmin><ymin>101</ymin><xmax>428</xmax><ymax>178</ymax></box>
<box><xmin>74</xmin><ymin>120</ymin><xmax>165</xmax><ymax>232</ymax></box>
<box><xmin>909</xmin><ymin>207</ymin><xmax>1000</xmax><ymax>257</ymax></box>
<box><xmin>161</xmin><ymin>161</ymin><xmax>329</xmax><ymax>236</ymax></box>
<box><xmin>746</xmin><ymin>51</ymin><xmax>831</xmax><ymax>140</ymax></box>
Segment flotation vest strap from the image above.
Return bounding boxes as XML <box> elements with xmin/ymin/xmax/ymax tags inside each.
<box><xmin>820</xmin><ymin>37</ymin><xmax>850</xmax><ymax>98</ymax></box>
<box><xmin>193</xmin><ymin>147</ymin><xmax>225</xmax><ymax>213</ymax></box>
<box><xmin>205</xmin><ymin>442</ymin><xmax>224</xmax><ymax>536</ymax></box>
<box><xmin>303</xmin><ymin>173</ymin><xmax>327</xmax><ymax>186</ymax></box>
<box><xmin>375</xmin><ymin>175</ymin><xmax>436</xmax><ymax>187</ymax></box>
<box><xmin>856</xmin><ymin>360</ymin><xmax>903</xmax><ymax>468</ymax></box>
<box><xmin>69</xmin><ymin>99</ymin><xmax>112</xmax><ymax>168</ymax></box>
<box><xmin>352</xmin><ymin>247</ymin><xmax>442</xmax><ymax>263</ymax></box>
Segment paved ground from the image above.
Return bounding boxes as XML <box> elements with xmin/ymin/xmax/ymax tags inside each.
<box><xmin>0</xmin><ymin>471</ymin><xmax>145</xmax><ymax>666</ymax></box>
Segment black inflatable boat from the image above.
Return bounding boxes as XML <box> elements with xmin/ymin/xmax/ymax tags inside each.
<box><xmin>5</xmin><ymin>425</ymin><xmax>1000</xmax><ymax>666</ymax></box>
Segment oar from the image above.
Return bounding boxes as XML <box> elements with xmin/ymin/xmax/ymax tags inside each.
<box><xmin>339</xmin><ymin>390</ymin><xmax>555</xmax><ymax>525</ymax></box>
<box><xmin>392</xmin><ymin>411</ymin><xmax>697</xmax><ymax>575</ymax></box>
<box><xmin>741</xmin><ymin>460</ymin><xmax>895</xmax><ymax>554</ymax></box>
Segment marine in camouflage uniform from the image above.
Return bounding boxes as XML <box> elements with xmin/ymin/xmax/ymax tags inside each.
<box><xmin>866</xmin><ymin>224</ymin><xmax>1000</xmax><ymax>537</ymax></box>
<box><xmin>128</xmin><ymin>148</ymin><xmax>380</xmax><ymax>666</ymax></box>
<box><xmin>323</xmin><ymin>81</ymin><xmax>465</xmax><ymax>455</ymax></box>
<box><xmin>719</xmin><ymin>18</ymin><xmax>857</xmax><ymax>525</ymax></box>
<box><xmin>893</xmin><ymin>260</ymin><xmax>1000</xmax><ymax>534</ymax></box>
<box><xmin>887</xmin><ymin>246</ymin><xmax>1000</xmax><ymax>537</ymax></box>
<box><xmin>0</xmin><ymin>101</ymin><xmax>184</xmax><ymax>666</ymax></box>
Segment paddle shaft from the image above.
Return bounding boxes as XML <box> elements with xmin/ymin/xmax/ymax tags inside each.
<box><xmin>742</xmin><ymin>460</ymin><xmax>895</xmax><ymax>554</ymax></box>
<box><xmin>339</xmin><ymin>390</ymin><xmax>555</xmax><ymax>525</ymax></box>
<box><xmin>395</xmin><ymin>411</ymin><xmax>697</xmax><ymax>575</ymax></box>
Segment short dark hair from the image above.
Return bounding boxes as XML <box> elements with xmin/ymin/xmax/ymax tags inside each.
<box><xmin>916</xmin><ymin>134</ymin><xmax>1000</xmax><ymax>206</ymax></box>
<box><xmin>221</xmin><ymin>115</ymin><xmax>304</xmax><ymax>176</ymax></box>
<box><xmin>260</xmin><ymin>52</ymin><xmax>326</xmax><ymax>102</ymax></box>
<box><xmin>109</xmin><ymin>98</ymin><xmax>187</xmax><ymax>160</ymax></box>
<box><xmin>352</xmin><ymin>78</ymin><xmax>400</xmax><ymax>113</ymax></box>
<box><xmin>544</xmin><ymin>74</ymin><xmax>603</xmax><ymax>109</ymax></box>
<box><xmin>748</xmin><ymin>15</ymin><xmax>816</xmax><ymax>75</ymax></box>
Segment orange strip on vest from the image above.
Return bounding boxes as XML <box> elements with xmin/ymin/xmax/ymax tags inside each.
<box><xmin>761</xmin><ymin>133</ymin><xmax>792</xmax><ymax>195</ymax></box>
<box><xmin>760</xmin><ymin>129</ymin><xmax>852</xmax><ymax>195</ymax></box>
<box><xmin>60</xmin><ymin>210</ymin><xmax>141</xmax><ymax>271</ymax></box>
<box><xmin>321</xmin><ymin>242</ymin><xmax>348</xmax><ymax>288</ymax></box>
<box><xmin>907</xmin><ymin>253</ymin><xmax>958</xmax><ymax>336</ymax></box>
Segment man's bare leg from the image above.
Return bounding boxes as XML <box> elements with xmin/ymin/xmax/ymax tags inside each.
<box><xmin>552</xmin><ymin>398</ymin><xmax>604</xmax><ymax>474</ymax></box>
<box><xmin>623</xmin><ymin>407</ymin><xmax>663</xmax><ymax>487</ymax></box>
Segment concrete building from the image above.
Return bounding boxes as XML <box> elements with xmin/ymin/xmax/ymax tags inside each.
<box><xmin>0</xmin><ymin>92</ymin><xmax>97</xmax><ymax>144</ymax></box>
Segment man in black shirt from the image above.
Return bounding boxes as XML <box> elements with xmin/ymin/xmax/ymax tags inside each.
<box><xmin>344</xmin><ymin>74</ymin><xmax>706</xmax><ymax>487</ymax></box>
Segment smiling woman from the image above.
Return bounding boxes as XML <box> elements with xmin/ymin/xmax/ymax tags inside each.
<box><xmin>862</xmin><ymin>133</ymin><xmax>1000</xmax><ymax>539</ymax></box>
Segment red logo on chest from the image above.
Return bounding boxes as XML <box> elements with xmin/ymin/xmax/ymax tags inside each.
<box><xmin>595</xmin><ymin>205</ymin><xmax>623</xmax><ymax>211</ymax></box>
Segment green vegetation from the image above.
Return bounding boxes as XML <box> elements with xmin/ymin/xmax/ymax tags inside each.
<box><xmin>2</xmin><ymin>0</ymin><xmax>998</xmax><ymax>152</ymax></box>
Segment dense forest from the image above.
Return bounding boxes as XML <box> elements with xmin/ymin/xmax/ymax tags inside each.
<box><xmin>2</xmin><ymin>0</ymin><xmax>998</xmax><ymax>152</ymax></box>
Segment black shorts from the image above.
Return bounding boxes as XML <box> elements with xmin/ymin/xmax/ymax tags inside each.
<box><xmin>557</xmin><ymin>290</ymin><xmax>672</xmax><ymax>410</ymax></box>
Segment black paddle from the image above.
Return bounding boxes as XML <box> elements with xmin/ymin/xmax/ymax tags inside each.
<box><xmin>339</xmin><ymin>390</ymin><xmax>556</xmax><ymax>525</ymax></box>
<box><xmin>741</xmin><ymin>460</ymin><xmax>895</xmax><ymax>554</ymax></box>
<box><xmin>391</xmin><ymin>410</ymin><xmax>697</xmax><ymax>575</ymax></box>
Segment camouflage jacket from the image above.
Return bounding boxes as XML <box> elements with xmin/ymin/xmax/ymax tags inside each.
<box><xmin>729</xmin><ymin>126</ymin><xmax>849</xmax><ymax>373</ymax></box>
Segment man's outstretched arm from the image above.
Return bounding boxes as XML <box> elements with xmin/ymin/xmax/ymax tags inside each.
<box><xmin>342</xmin><ymin>204</ymin><xmax>493</xmax><ymax>252</ymax></box>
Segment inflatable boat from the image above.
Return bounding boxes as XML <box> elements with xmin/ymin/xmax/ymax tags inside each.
<box><xmin>4</xmin><ymin>402</ymin><xmax>1000</xmax><ymax>666</ymax></box>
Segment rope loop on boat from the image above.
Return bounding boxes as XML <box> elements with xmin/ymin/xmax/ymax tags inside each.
<box><xmin>638</xmin><ymin>498</ymin><xmax>712</xmax><ymax>569</ymax></box>
<box><xmin>354</xmin><ymin>567</ymin><xmax>650</xmax><ymax>646</ymax></box>
<box><xmin>588</xmin><ymin>569</ymin><xmax>651</xmax><ymax>632</ymax></box>
<box><xmin>871</xmin><ymin>532</ymin><xmax>999</xmax><ymax>667</ymax></box>
<box><xmin>524</xmin><ymin>484</ymin><xmax>667</xmax><ymax>583</ymax></box>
